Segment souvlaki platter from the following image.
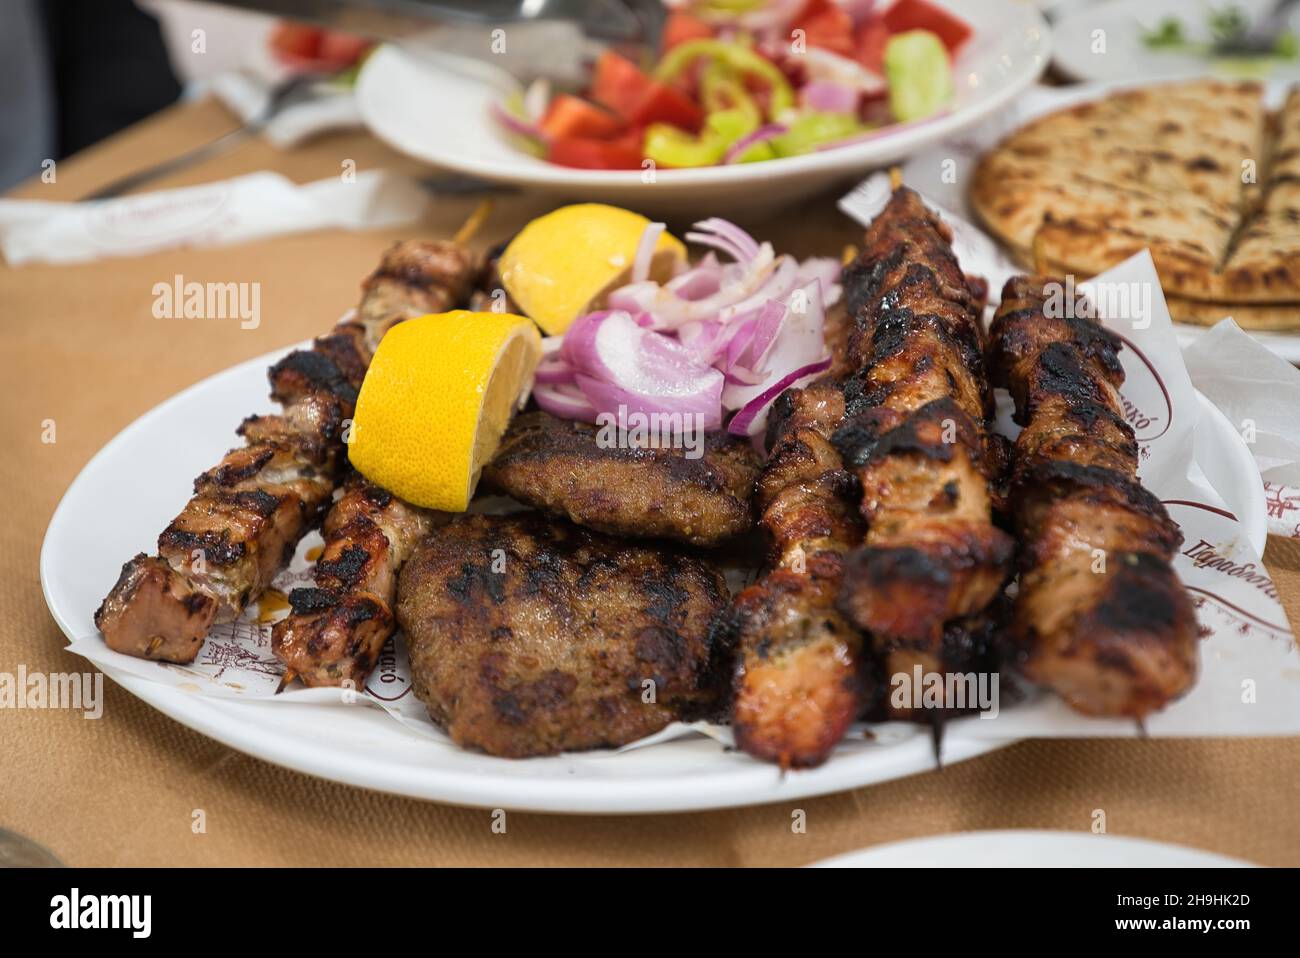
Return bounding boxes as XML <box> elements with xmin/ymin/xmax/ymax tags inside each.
<box><xmin>41</xmin><ymin>165</ymin><xmax>1300</xmax><ymax>812</ymax></box>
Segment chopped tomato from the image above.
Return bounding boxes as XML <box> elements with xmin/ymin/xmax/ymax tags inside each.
<box><xmin>626</xmin><ymin>82</ymin><xmax>704</xmax><ymax>132</ymax></box>
<box><xmin>590</xmin><ymin>50</ymin><xmax>705</xmax><ymax>132</ymax></box>
<box><xmin>855</xmin><ymin>20</ymin><xmax>891</xmax><ymax>74</ymax></box>
<box><xmin>540</xmin><ymin>94</ymin><xmax>624</xmax><ymax>140</ymax></box>
<box><xmin>270</xmin><ymin>22</ymin><xmax>322</xmax><ymax>62</ymax></box>
<box><xmin>591</xmin><ymin>50</ymin><xmax>654</xmax><ymax>116</ymax></box>
<box><xmin>880</xmin><ymin>0</ymin><xmax>973</xmax><ymax>54</ymax></box>
<box><xmin>794</xmin><ymin>0</ymin><xmax>833</xmax><ymax>19</ymax></box>
<box><xmin>316</xmin><ymin>32</ymin><xmax>371</xmax><ymax>68</ymax></box>
<box><xmin>547</xmin><ymin>132</ymin><xmax>645</xmax><ymax>170</ymax></box>
<box><xmin>662</xmin><ymin>10</ymin><xmax>714</xmax><ymax>50</ymax></box>
<box><xmin>800</xmin><ymin>7</ymin><xmax>856</xmax><ymax>57</ymax></box>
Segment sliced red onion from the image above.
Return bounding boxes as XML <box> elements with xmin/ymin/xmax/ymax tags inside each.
<box><xmin>742</xmin><ymin>299</ymin><xmax>790</xmax><ymax>371</ymax></box>
<box><xmin>718</xmin><ymin>255</ymin><xmax>798</xmax><ymax>323</ymax></box>
<box><xmin>532</xmin><ymin>219</ymin><xmax>845</xmax><ymax>442</ymax></box>
<box><xmin>534</xmin><ymin>355</ymin><xmax>575</xmax><ymax>385</ymax></box>
<box><xmin>490</xmin><ymin>100</ymin><xmax>549</xmax><ymax>147</ymax></box>
<box><xmin>534</xmin><ymin>381</ymin><xmax>598</xmax><ymax>421</ymax></box>
<box><xmin>722</xmin><ymin>279</ymin><xmax>830</xmax><ymax>412</ymax></box>
<box><xmin>665</xmin><ymin>253</ymin><xmax>724</xmax><ymax>300</ymax></box>
<box><xmin>564</xmin><ymin>310</ymin><xmax>724</xmax><ymax>429</ymax></box>
<box><xmin>802</xmin><ymin>47</ymin><xmax>887</xmax><ymax>96</ymax></box>
<box><xmin>685</xmin><ymin>217</ymin><xmax>762</xmax><ymax>264</ymax></box>
<box><xmin>723</xmin><ymin>123</ymin><xmax>787</xmax><ymax>164</ymax></box>
<box><xmin>801</xmin><ymin>81</ymin><xmax>859</xmax><ymax>114</ymax></box>
<box><xmin>795</xmin><ymin>256</ymin><xmax>844</xmax><ymax>305</ymax></box>
<box><xmin>727</xmin><ymin>358</ymin><xmax>833</xmax><ymax>437</ymax></box>
<box><xmin>631</xmin><ymin>221</ymin><xmax>665</xmax><ymax>284</ymax></box>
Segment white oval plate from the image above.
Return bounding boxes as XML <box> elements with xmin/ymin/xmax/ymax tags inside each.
<box><xmin>41</xmin><ymin>351</ymin><xmax>1263</xmax><ymax>814</ymax></box>
<box><xmin>811</xmin><ymin>830</ymin><xmax>1253</xmax><ymax>867</ymax></box>
<box><xmin>356</xmin><ymin>0</ymin><xmax>1051</xmax><ymax>218</ymax></box>
<box><xmin>1053</xmin><ymin>0</ymin><xmax>1300</xmax><ymax>85</ymax></box>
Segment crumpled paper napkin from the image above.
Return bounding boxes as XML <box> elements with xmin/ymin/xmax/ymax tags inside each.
<box><xmin>0</xmin><ymin>170</ymin><xmax>428</xmax><ymax>266</ymax></box>
<box><xmin>1185</xmin><ymin>320</ymin><xmax>1300</xmax><ymax>539</ymax></box>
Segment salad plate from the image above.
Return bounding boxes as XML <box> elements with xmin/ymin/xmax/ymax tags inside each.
<box><xmin>355</xmin><ymin>0</ymin><xmax>1051</xmax><ymax>216</ymax></box>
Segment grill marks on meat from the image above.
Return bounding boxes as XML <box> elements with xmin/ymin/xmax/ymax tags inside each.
<box><xmin>95</xmin><ymin>240</ymin><xmax>477</xmax><ymax>664</ymax></box>
<box><xmin>987</xmin><ymin>277</ymin><xmax>1198</xmax><ymax>717</ymax></box>
<box><xmin>481</xmin><ymin>410</ymin><xmax>760</xmax><ymax>546</ymax></box>
<box><xmin>833</xmin><ymin>188</ymin><xmax>1013</xmax><ymax>684</ymax></box>
<box><xmin>395</xmin><ymin>513</ymin><xmax>732</xmax><ymax>757</ymax></box>
<box><xmin>273</xmin><ymin>479</ymin><xmax>443</xmax><ymax>686</ymax></box>
<box><xmin>730</xmin><ymin>379</ymin><xmax>870</xmax><ymax>768</ymax></box>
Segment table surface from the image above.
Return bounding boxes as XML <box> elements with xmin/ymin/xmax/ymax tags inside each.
<box><xmin>4</xmin><ymin>98</ymin><xmax>1299</xmax><ymax>867</ymax></box>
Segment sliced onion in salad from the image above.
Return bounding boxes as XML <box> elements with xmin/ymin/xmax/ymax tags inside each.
<box><xmin>489</xmin><ymin>100</ymin><xmax>549</xmax><ymax>150</ymax></box>
<box><xmin>723</xmin><ymin>123</ymin><xmax>787</xmax><ymax>163</ymax></box>
<box><xmin>801</xmin><ymin>81</ymin><xmax>859</xmax><ymax>114</ymax></box>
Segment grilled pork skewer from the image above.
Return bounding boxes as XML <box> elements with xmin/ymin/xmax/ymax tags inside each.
<box><xmin>273</xmin><ymin>478</ymin><xmax>446</xmax><ymax>687</ymax></box>
<box><xmin>832</xmin><ymin>187</ymin><xmax>1014</xmax><ymax>690</ymax></box>
<box><xmin>986</xmin><ymin>277</ymin><xmax>1198</xmax><ymax>716</ymax></box>
<box><xmin>731</xmin><ymin>378</ymin><xmax>870</xmax><ymax>768</ymax></box>
<box><xmin>95</xmin><ymin>240</ymin><xmax>477</xmax><ymax>663</ymax></box>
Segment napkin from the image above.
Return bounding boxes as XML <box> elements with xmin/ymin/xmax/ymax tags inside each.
<box><xmin>0</xmin><ymin>170</ymin><xmax>429</xmax><ymax>266</ymax></box>
<box><xmin>1185</xmin><ymin>320</ymin><xmax>1300</xmax><ymax>540</ymax></box>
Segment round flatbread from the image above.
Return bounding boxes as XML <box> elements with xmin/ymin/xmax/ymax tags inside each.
<box><xmin>972</xmin><ymin>80</ymin><xmax>1300</xmax><ymax>325</ymax></box>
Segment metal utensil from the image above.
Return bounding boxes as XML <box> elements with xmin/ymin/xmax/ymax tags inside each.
<box><xmin>207</xmin><ymin>0</ymin><xmax>667</xmax><ymax>87</ymax></box>
<box><xmin>80</xmin><ymin>71</ymin><xmax>337</xmax><ymax>202</ymax></box>
<box><xmin>1210</xmin><ymin>0</ymin><xmax>1300</xmax><ymax>57</ymax></box>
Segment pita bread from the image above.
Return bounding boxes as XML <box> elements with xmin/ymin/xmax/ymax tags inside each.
<box><xmin>972</xmin><ymin>79</ymin><xmax>1300</xmax><ymax>325</ymax></box>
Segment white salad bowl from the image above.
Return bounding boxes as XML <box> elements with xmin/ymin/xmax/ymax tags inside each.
<box><xmin>355</xmin><ymin>0</ymin><xmax>1051</xmax><ymax>218</ymax></box>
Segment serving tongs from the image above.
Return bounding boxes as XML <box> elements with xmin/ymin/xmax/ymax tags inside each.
<box><xmin>211</xmin><ymin>0</ymin><xmax>668</xmax><ymax>89</ymax></box>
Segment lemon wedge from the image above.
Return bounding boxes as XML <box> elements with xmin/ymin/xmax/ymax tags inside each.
<box><xmin>348</xmin><ymin>311</ymin><xmax>542</xmax><ymax>511</ymax></box>
<box><xmin>498</xmin><ymin>203</ymin><xmax>687</xmax><ymax>335</ymax></box>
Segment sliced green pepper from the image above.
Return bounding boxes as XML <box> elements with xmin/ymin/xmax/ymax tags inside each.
<box><xmin>700</xmin><ymin>62</ymin><xmax>761</xmax><ymax>125</ymax></box>
<box><xmin>771</xmin><ymin>112</ymin><xmax>863</xmax><ymax>157</ymax></box>
<box><xmin>655</xmin><ymin>39</ymin><xmax>794</xmax><ymax>118</ymax></box>
<box><xmin>644</xmin><ymin>108</ymin><xmax>759</xmax><ymax>168</ymax></box>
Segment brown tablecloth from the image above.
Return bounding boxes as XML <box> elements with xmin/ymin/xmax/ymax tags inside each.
<box><xmin>3</xmin><ymin>99</ymin><xmax>1298</xmax><ymax>867</ymax></box>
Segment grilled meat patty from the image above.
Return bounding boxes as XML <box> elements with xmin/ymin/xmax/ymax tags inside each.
<box><xmin>481</xmin><ymin>410</ymin><xmax>761</xmax><ymax>546</ymax></box>
<box><xmin>396</xmin><ymin>513</ymin><xmax>732</xmax><ymax>757</ymax></box>
<box><xmin>833</xmin><ymin>187</ymin><xmax>1014</xmax><ymax>687</ymax></box>
<box><xmin>987</xmin><ymin>276</ymin><xmax>1199</xmax><ymax>717</ymax></box>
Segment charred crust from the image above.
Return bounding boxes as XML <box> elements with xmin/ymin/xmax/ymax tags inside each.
<box><xmin>288</xmin><ymin>587</ymin><xmax>339</xmax><ymax>615</ymax></box>
<box><xmin>158</xmin><ymin>526</ymin><xmax>246</xmax><ymax>566</ymax></box>
<box><xmin>834</xmin><ymin>397</ymin><xmax>980</xmax><ymax>469</ymax></box>
<box><xmin>317</xmin><ymin>544</ymin><xmax>372</xmax><ymax>587</ymax></box>
<box><xmin>268</xmin><ymin>349</ymin><xmax>358</xmax><ymax>405</ymax></box>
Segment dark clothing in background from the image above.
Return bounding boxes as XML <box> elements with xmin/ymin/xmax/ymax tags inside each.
<box><xmin>42</xmin><ymin>0</ymin><xmax>182</xmax><ymax>155</ymax></box>
<box><xmin>0</xmin><ymin>0</ymin><xmax>181</xmax><ymax>189</ymax></box>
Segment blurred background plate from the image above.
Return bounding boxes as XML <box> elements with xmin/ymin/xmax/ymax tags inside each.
<box><xmin>1053</xmin><ymin>0</ymin><xmax>1300</xmax><ymax>84</ymax></box>
<box><xmin>811</xmin><ymin>830</ymin><xmax>1255</xmax><ymax>866</ymax></box>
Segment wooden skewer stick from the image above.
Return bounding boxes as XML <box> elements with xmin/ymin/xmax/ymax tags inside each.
<box><xmin>276</xmin><ymin>670</ymin><xmax>297</xmax><ymax>695</ymax></box>
<box><xmin>453</xmin><ymin>199</ymin><xmax>494</xmax><ymax>246</ymax></box>
<box><xmin>888</xmin><ymin>165</ymin><xmax>903</xmax><ymax>190</ymax></box>
<box><xmin>1031</xmin><ymin>228</ymin><xmax>1049</xmax><ymax>276</ymax></box>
